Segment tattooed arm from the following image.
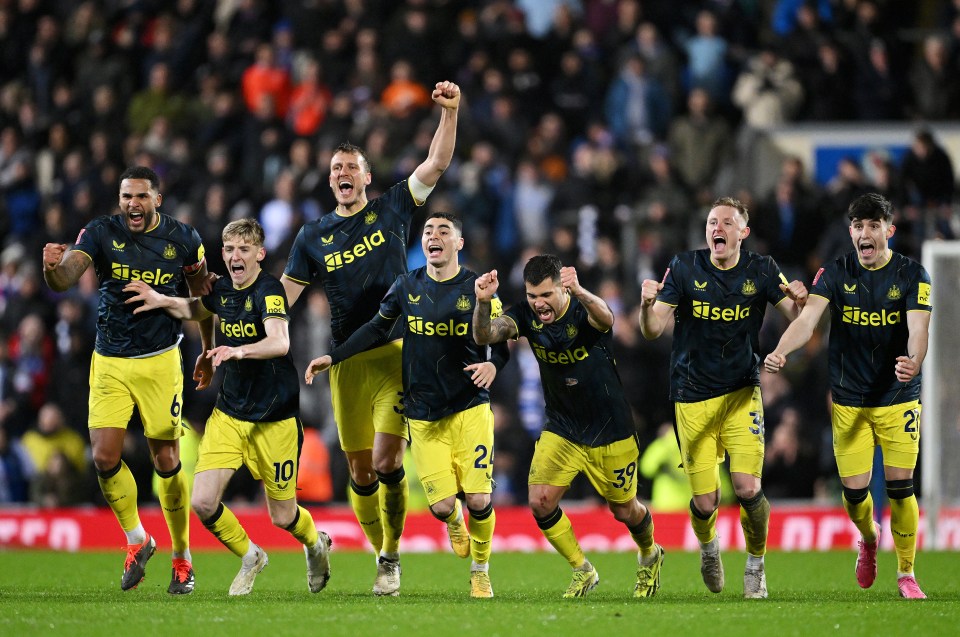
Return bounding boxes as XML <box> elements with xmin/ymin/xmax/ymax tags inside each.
<box><xmin>473</xmin><ymin>270</ymin><xmax>518</xmax><ymax>344</ymax></box>
<box><xmin>42</xmin><ymin>244</ymin><xmax>91</xmax><ymax>292</ymax></box>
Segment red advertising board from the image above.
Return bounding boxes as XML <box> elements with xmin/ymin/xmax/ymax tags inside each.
<box><xmin>2</xmin><ymin>505</ymin><xmax>959</xmax><ymax>552</ymax></box>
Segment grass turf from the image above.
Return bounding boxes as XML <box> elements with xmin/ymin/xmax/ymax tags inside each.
<box><xmin>1</xmin><ymin>549</ymin><xmax>958</xmax><ymax>636</ymax></box>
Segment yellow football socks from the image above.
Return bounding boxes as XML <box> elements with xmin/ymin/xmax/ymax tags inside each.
<box><xmin>537</xmin><ymin>508</ymin><xmax>585</xmax><ymax>568</ymax></box>
<box><xmin>378</xmin><ymin>468</ymin><xmax>408</xmax><ymax>555</ymax></box>
<box><xmin>842</xmin><ymin>488</ymin><xmax>878</xmax><ymax>542</ymax></box>
<box><xmin>156</xmin><ymin>462</ymin><xmax>190</xmax><ymax>555</ymax></box>
<box><xmin>468</xmin><ymin>504</ymin><xmax>495</xmax><ymax>565</ymax></box>
<box><xmin>738</xmin><ymin>491</ymin><xmax>770</xmax><ymax>557</ymax></box>
<box><xmin>286</xmin><ymin>505</ymin><xmax>320</xmax><ymax>548</ymax></box>
<box><xmin>202</xmin><ymin>502</ymin><xmax>250</xmax><ymax>558</ymax></box>
<box><xmin>350</xmin><ymin>478</ymin><xmax>384</xmax><ymax>554</ymax></box>
<box><xmin>97</xmin><ymin>460</ymin><xmax>141</xmax><ymax>537</ymax></box>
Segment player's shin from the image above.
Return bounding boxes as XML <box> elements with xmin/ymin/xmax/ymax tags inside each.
<box><xmin>378</xmin><ymin>467</ymin><xmax>408</xmax><ymax>555</ymax></box>
<box><xmin>201</xmin><ymin>502</ymin><xmax>250</xmax><ymax>557</ymax></box>
<box><xmin>536</xmin><ymin>507</ymin><xmax>585</xmax><ymax>568</ymax></box>
<box><xmin>842</xmin><ymin>486</ymin><xmax>878</xmax><ymax>541</ymax></box>
<box><xmin>468</xmin><ymin>503</ymin><xmax>495</xmax><ymax>564</ymax></box>
<box><xmin>285</xmin><ymin>505</ymin><xmax>320</xmax><ymax>547</ymax></box>
<box><xmin>350</xmin><ymin>478</ymin><xmax>384</xmax><ymax>553</ymax></box>
<box><xmin>887</xmin><ymin>480</ymin><xmax>919</xmax><ymax>575</ymax></box>
<box><xmin>156</xmin><ymin>462</ymin><xmax>190</xmax><ymax>555</ymax></box>
<box><xmin>98</xmin><ymin>460</ymin><xmax>142</xmax><ymax>539</ymax></box>
<box><xmin>738</xmin><ymin>490</ymin><xmax>770</xmax><ymax>556</ymax></box>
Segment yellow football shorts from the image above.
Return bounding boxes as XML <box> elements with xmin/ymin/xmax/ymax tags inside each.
<box><xmin>329</xmin><ymin>340</ymin><xmax>406</xmax><ymax>452</ymax></box>
<box><xmin>407</xmin><ymin>403</ymin><xmax>494</xmax><ymax>505</ymax></box>
<box><xmin>674</xmin><ymin>385</ymin><xmax>765</xmax><ymax>495</ymax></box>
<box><xmin>194</xmin><ymin>408</ymin><xmax>301</xmax><ymax>501</ymax></box>
<box><xmin>528</xmin><ymin>430</ymin><xmax>640</xmax><ymax>505</ymax></box>
<box><xmin>832</xmin><ymin>400</ymin><xmax>921</xmax><ymax>477</ymax></box>
<box><xmin>88</xmin><ymin>348</ymin><xmax>184</xmax><ymax>440</ymax></box>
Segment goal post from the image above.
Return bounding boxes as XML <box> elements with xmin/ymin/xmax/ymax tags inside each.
<box><xmin>921</xmin><ymin>240</ymin><xmax>960</xmax><ymax>547</ymax></box>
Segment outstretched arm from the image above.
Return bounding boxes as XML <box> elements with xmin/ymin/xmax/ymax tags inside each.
<box><xmin>763</xmin><ymin>295</ymin><xmax>829</xmax><ymax>373</ymax></box>
<box><xmin>207</xmin><ymin>317</ymin><xmax>290</xmax><ymax>368</ymax></box>
<box><xmin>185</xmin><ymin>263</ymin><xmax>216</xmax><ymax>390</ymax></box>
<box><xmin>305</xmin><ymin>313</ymin><xmax>398</xmax><ymax>385</ymax></box>
<box><xmin>124</xmin><ymin>280</ymin><xmax>212</xmax><ymax>321</ymax></box>
<box><xmin>561</xmin><ymin>266</ymin><xmax>613</xmax><ymax>331</ymax></box>
<box><xmin>412</xmin><ymin>81</ymin><xmax>460</xmax><ymax>188</ymax></box>
<box><xmin>473</xmin><ymin>270</ymin><xmax>518</xmax><ymax>345</ymax></box>
<box><xmin>42</xmin><ymin>244</ymin><xmax>90</xmax><ymax>292</ymax></box>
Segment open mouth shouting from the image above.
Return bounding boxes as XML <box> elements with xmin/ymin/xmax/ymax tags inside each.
<box><xmin>858</xmin><ymin>240</ymin><xmax>876</xmax><ymax>260</ymax></box>
<box><xmin>534</xmin><ymin>303</ymin><xmax>555</xmax><ymax>323</ymax></box>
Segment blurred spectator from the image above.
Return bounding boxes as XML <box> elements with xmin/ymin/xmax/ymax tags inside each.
<box><xmin>853</xmin><ymin>39</ymin><xmax>902</xmax><ymax>120</ymax></box>
<box><xmin>241</xmin><ymin>42</ymin><xmax>291</xmax><ymax>120</ymax></box>
<box><xmin>668</xmin><ymin>87</ymin><xmax>732</xmax><ymax>205</ymax></box>
<box><xmin>639</xmin><ymin>422</ymin><xmax>693</xmax><ymax>512</ymax></box>
<box><xmin>287</xmin><ymin>56</ymin><xmax>332</xmax><ymax>137</ymax></box>
<box><xmin>0</xmin><ymin>424</ymin><xmax>33</xmax><ymax>503</ymax></box>
<box><xmin>127</xmin><ymin>62</ymin><xmax>193</xmax><ymax>136</ymax></box>
<box><xmin>804</xmin><ymin>41</ymin><xmax>855</xmax><ymax>120</ymax></box>
<box><xmin>21</xmin><ymin>402</ymin><xmax>88</xmax><ymax>506</ymax></box>
<box><xmin>678</xmin><ymin>10</ymin><xmax>730</xmax><ymax>105</ymax></box>
<box><xmin>732</xmin><ymin>44</ymin><xmax>804</xmax><ymax>130</ymax></box>
<box><xmin>909</xmin><ymin>34</ymin><xmax>959</xmax><ymax>121</ymax></box>
<box><xmin>604</xmin><ymin>53</ymin><xmax>671</xmax><ymax>151</ymax></box>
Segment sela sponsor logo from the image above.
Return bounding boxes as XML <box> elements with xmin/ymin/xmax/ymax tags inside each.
<box><xmin>407</xmin><ymin>315</ymin><xmax>469</xmax><ymax>336</ymax></box>
<box><xmin>220</xmin><ymin>319</ymin><xmax>258</xmax><ymax>338</ymax></box>
<box><xmin>530</xmin><ymin>343</ymin><xmax>588</xmax><ymax>364</ymax></box>
<box><xmin>111</xmin><ymin>262</ymin><xmax>175</xmax><ymax>284</ymax></box>
<box><xmin>692</xmin><ymin>300</ymin><xmax>750</xmax><ymax>322</ymax></box>
<box><xmin>841</xmin><ymin>306</ymin><xmax>901</xmax><ymax>326</ymax></box>
<box><xmin>324</xmin><ymin>230</ymin><xmax>385</xmax><ymax>271</ymax></box>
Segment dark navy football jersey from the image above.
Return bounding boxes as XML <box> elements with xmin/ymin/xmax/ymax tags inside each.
<box><xmin>342</xmin><ymin>266</ymin><xmax>507</xmax><ymax>421</ymax></box>
<box><xmin>200</xmin><ymin>271</ymin><xmax>299</xmax><ymax>422</ymax></box>
<box><xmin>73</xmin><ymin>213</ymin><xmax>205</xmax><ymax>357</ymax></box>
<box><xmin>503</xmin><ymin>297</ymin><xmax>635</xmax><ymax>447</ymax></box>
<box><xmin>283</xmin><ymin>181</ymin><xmax>418</xmax><ymax>347</ymax></box>
<box><xmin>810</xmin><ymin>251</ymin><xmax>931</xmax><ymax>407</ymax></box>
<box><xmin>657</xmin><ymin>249</ymin><xmax>789</xmax><ymax>402</ymax></box>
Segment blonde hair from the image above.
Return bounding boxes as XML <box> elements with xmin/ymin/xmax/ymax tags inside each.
<box><xmin>222</xmin><ymin>218</ymin><xmax>265</xmax><ymax>246</ymax></box>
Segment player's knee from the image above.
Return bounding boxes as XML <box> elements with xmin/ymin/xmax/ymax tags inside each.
<box><xmin>528</xmin><ymin>493</ymin><xmax>556</xmax><ymax>519</ymax></box>
<box><xmin>191</xmin><ymin>495</ymin><xmax>217</xmax><ymax>521</ymax></box>
<box><xmin>429</xmin><ymin>502</ymin><xmax>455</xmax><ymax>521</ymax></box>
<box><xmin>269</xmin><ymin>508</ymin><xmax>295</xmax><ymax>528</ymax></box>
<box><xmin>608</xmin><ymin>499</ymin><xmax>639</xmax><ymax>524</ymax></box>
<box><xmin>373</xmin><ymin>455</ymin><xmax>403</xmax><ymax>476</ymax></box>
<box><xmin>692</xmin><ymin>492</ymin><xmax>720</xmax><ymax>515</ymax></box>
<box><xmin>732</xmin><ymin>482</ymin><xmax>760</xmax><ymax>502</ymax></box>
<box><xmin>92</xmin><ymin>450</ymin><xmax>121</xmax><ymax>472</ymax></box>
<box><xmin>464</xmin><ymin>493</ymin><xmax>490</xmax><ymax>511</ymax></box>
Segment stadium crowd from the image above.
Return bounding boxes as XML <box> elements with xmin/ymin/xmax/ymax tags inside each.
<box><xmin>0</xmin><ymin>0</ymin><xmax>957</xmax><ymax>511</ymax></box>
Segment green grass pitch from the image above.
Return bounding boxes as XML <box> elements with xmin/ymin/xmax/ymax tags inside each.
<box><xmin>1</xmin><ymin>550</ymin><xmax>958</xmax><ymax>636</ymax></box>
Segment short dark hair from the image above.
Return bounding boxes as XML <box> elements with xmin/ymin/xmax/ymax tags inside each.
<box><xmin>847</xmin><ymin>192</ymin><xmax>893</xmax><ymax>223</ymax></box>
<box><xmin>424</xmin><ymin>212</ymin><xmax>462</xmax><ymax>234</ymax></box>
<box><xmin>334</xmin><ymin>142</ymin><xmax>370</xmax><ymax>173</ymax></box>
<box><xmin>712</xmin><ymin>196</ymin><xmax>749</xmax><ymax>225</ymax></box>
<box><xmin>119</xmin><ymin>166</ymin><xmax>161</xmax><ymax>191</ymax></box>
<box><xmin>523</xmin><ymin>254</ymin><xmax>563</xmax><ymax>286</ymax></box>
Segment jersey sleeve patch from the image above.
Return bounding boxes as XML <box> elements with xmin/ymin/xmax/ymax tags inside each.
<box><xmin>490</xmin><ymin>296</ymin><xmax>503</xmax><ymax>319</ymax></box>
<box><xmin>917</xmin><ymin>282</ymin><xmax>931</xmax><ymax>306</ymax></box>
<box><xmin>265</xmin><ymin>295</ymin><xmax>286</xmax><ymax>314</ymax></box>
